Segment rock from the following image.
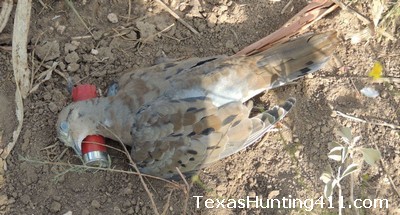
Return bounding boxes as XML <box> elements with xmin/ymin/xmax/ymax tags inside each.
<box><xmin>20</xmin><ymin>194</ymin><xmax>30</xmax><ymax>205</ymax></box>
<box><xmin>0</xmin><ymin>195</ymin><xmax>8</xmax><ymax>206</ymax></box>
<box><xmin>67</xmin><ymin>63</ymin><xmax>80</xmax><ymax>72</ymax></box>
<box><xmin>56</xmin><ymin>25</ymin><xmax>66</xmax><ymax>34</ymax></box>
<box><xmin>136</xmin><ymin>20</ymin><xmax>157</xmax><ymax>40</ymax></box>
<box><xmin>81</xmin><ymin>208</ymin><xmax>90</xmax><ymax>215</ymax></box>
<box><xmin>113</xmin><ymin>206</ymin><xmax>122</xmax><ymax>214</ymax></box>
<box><xmin>48</xmin><ymin>102</ymin><xmax>58</xmax><ymax>113</ymax></box>
<box><xmin>36</xmin><ymin>41</ymin><xmax>60</xmax><ymax>61</ymax></box>
<box><xmin>65</xmin><ymin>52</ymin><xmax>80</xmax><ymax>64</ymax></box>
<box><xmin>91</xmin><ymin>49</ymin><xmax>98</xmax><ymax>55</ymax></box>
<box><xmin>64</xmin><ymin>43</ymin><xmax>78</xmax><ymax>54</ymax></box>
<box><xmin>107</xmin><ymin>13</ymin><xmax>119</xmax><ymax>23</ymax></box>
<box><xmin>91</xmin><ymin>200</ymin><xmax>101</xmax><ymax>209</ymax></box>
<box><xmin>127</xmin><ymin>207</ymin><xmax>134</xmax><ymax>215</ymax></box>
<box><xmin>50</xmin><ymin>201</ymin><xmax>61</xmax><ymax>213</ymax></box>
<box><xmin>267</xmin><ymin>190</ymin><xmax>280</xmax><ymax>199</ymax></box>
<box><xmin>225</xmin><ymin>40</ymin><xmax>234</xmax><ymax>49</ymax></box>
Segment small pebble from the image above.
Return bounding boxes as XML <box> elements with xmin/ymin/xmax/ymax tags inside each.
<box><xmin>91</xmin><ymin>200</ymin><xmax>101</xmax><ymax>209</ymax></box>
<box><xmin>267</xmin><ymin>190</ymin><xmax>280</xmax><ymax>199</ymax></box>
<box><xmin>50</xmin><ymin>201</ymin><xmax>61</xmax><ymax>213</ymax></box>
<box><xmin>57</xmin><ymin>25</ymin><xmax>66</xmax><ymax>34</ymax></box>
<box><xmin>67</xmin><ymin>63</ymin><xmax>80</xmax><ymax>73</ymax></box>
<box><xmin>91</xmin><ymin>49</ymin><xmax>99</xmax><ymax>55</ymax></box>
<box><xmin>107</xmin><ymin>13</ymin><xmax>118</xmax><ymax>23</ymax></box>
<box><xmin>48</xmin><ymin>102</ymin><xmax>58</xmax><ymax>113</ymax></box>
<box><xmin>81</xmin><ymin>208</ymin><xmax>90</xmax><ymax>215</ymax></box>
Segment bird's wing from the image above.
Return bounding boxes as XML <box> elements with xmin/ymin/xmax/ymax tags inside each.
<box><xmin>131</xmin><ymin>96</ymin><xmax>295</xmax><ymax>178</ymax></box>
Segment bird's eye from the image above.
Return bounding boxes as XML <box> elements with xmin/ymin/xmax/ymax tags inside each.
<box><xmin>60</xmin><ymin>121</ymin><xmax>69</xmax><ymax>133</ymax></box>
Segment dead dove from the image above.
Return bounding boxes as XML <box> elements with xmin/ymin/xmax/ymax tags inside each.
<box><xmin>57</xmin><ymin>32</ymin><xmax>338</xmax><ymax>178</ymax></box>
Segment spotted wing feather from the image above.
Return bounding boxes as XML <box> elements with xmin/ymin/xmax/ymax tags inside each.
<box><xmin>131</xmin><ymin>96</ymin><xmax>295</xmax><ymax>178</ymax></box>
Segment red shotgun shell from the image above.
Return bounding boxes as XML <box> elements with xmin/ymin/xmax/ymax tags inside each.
<box><xmin>72</xmin><ymin>84</ymin><xmax>109</xmax><ymax>168</ymax></box>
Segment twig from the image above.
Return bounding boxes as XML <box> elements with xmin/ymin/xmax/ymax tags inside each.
<box><xmin>99</xmin><ymin>124</ymin><xmax>161</xmax><ymax>215</ymax></box>
<box><xmin>176</xmin><ymin>167</ymin><xmax>189</xmax><ymax>215</ymax></box>
<box><xmin>330</xmin><ymin>0</ymin><xmax>372</xmax><ymax>26</ymax></box>
<box><xmin>154</xmin><ymin>0</ymin><xmax>200</xmax><ymax>36</ymax></box>
<box><xmin>64</xmin><ymin>0</ymin><xmax>94</xmax><ymax>37</ymax></box>
<box><xmin>71</xmin><ymin>35</ymin><xmax>92</xmax><ymax>40</ymax></box>
<box><xmin>20</xmin><ymin>155</ymin><xmax>181</xmax><ymax>187</ymax></box>
<box><xmin>161</xmin><ymin>191</ymin><xmax>173</xmax><ymax>215</ymax></box>
<box><xmin>335</xmin><ymin>110</ymin><xmax>400</xmax><ymax>130</ymax></box>
<box><xmin>127</xmin><ymin>0</ymin><xmax>132</xmax><ymax>21</ymax></box>
<box><xmin>0</xmin><ymin>0</ymin><xmax>13</xmax><ymax>34</ymax></box>
<box><xmin>1</xmin><ymin>0</ymin><xmax>32</xmax><ymax>161</ymax></box>
<box><xmin>372</xmin><ymin>143</ymin><xmax>400</xmax><ymax>198</ymax></box>
<box><xmin>281</xmin><ymin>0</ymin><xmax>294</xmax><ymax>14</ymax></box>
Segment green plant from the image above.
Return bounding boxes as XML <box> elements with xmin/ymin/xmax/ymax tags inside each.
<box><xmin>320</xmin><ymin>127</ymin><xmax>382</xmax><ymax>215</ymax></box>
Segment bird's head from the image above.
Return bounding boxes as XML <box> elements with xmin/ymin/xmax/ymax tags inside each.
<box><xmin>56</xmin><ymin>101</ymin><xmax>98</xmax><ymax>156</ymax></box>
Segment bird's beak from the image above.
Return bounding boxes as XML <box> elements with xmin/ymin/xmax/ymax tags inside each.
<box><xmin>72</xmin><ymin>135</ymin><xmax>85</xmax><ymax>156</ymax></box>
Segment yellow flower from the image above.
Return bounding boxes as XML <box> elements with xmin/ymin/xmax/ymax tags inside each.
<box><xmin>368</xmin><ymin>61</ymin><xmax>383</xmax><ymax>80</ymax></box>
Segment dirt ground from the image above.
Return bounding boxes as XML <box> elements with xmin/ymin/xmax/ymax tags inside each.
<box><xmin>0</xmin><ymin>0</ymin><xmax>399</xmax><ymax>214</ymax></box>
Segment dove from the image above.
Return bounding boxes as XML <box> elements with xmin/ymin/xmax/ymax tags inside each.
<box><xmin>57</xmin><ymin>32</ymin><xmax>338</xmax><ymax>178</ymax></box>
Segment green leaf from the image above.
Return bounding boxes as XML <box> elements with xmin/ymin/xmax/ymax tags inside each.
<box><xmin>328</xmin><ymin>142</ymin><xmax>343</xmax><ymax>150</ymax></box>
<box><xmin>340</xmin><ymin>163</ymin><xmax>358</xmax><ymax>180</ymax></box>
<box><xmin>360</xmin><ymin>148</ymin><xmax>382</xmax><ymax>165</ymax></box>
<box><xmin>323</xmin><ymin>179</ymin><xmax>337</xmax><ymax>198</ymax></box>
<box><xmin>337</xmin><ymin>127</ymin><xmax>353</xmax><ymax>144</ymax></box>
<box><xmin>328</xmin><ymin>147</ymin><xmax>343</xmax><ymax>161</ymax></box>
<box><xmin>341</xmin><ymin>146</ymin><xmax>349</xmax><ymax>163</ymax></box>
<box><xmin>320</xmin><ymin>165</ymin><xmax>334</xmax><ymax>183</ymax></box>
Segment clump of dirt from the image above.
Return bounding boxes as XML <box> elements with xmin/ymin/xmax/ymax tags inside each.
<box><xmin>0</xmin><ymin>0</ymin><xmax>399</xmax><ymax>214</ymax></box>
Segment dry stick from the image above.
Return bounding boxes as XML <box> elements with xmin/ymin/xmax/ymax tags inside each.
<box><xmin>372</xmin><ymin>142</ymin><xmax>400</xmax><ymax>199</ymax></box>
<box><xmin>335</xmin><ymin>110</ymin><xmax>400</xmax><ymax>130</ymax></box>
<box><xmin>176</xmin><ymin>167</ymin><xmax>190</xmax><ymax>215</ymax></box>
<box><xmin>99</xmin><ymin>124</ymin><xmax>160</xmax><ymax>215</ymax></box>
<box><xmin>330</xmin><ymin>0</ymin><xmax>372</xmax><ymax>26</ymax></box>
<box><xmin>161</xmin><ymin>191</ymin><xmax>174</xmax><ymax>215</ymax></box>
<box><xmin>154</xmin><ymin>0</ymin><xmax>200</xmax><ymax>36</ymax></box>
<box><xmin>281</xmin><ymin>0</ymin><xmax>294</xmax><ymax>14</ymax></box>
<box><xmin>0</xmin><ymin>0</ymin><xmax>13</xmax><ymax>34</ymax></box>
<box><xmin>127</xmin><ymin>0</ymin><xmax>132</xmax><ymax>21</ymax></box>
<box><xmin>2</xmin><ymin>0</ymin><xmax>32</xmax><ymax>161</ymax></box>
<box><xmin>20</xmin><ymin>156</ymin><xmax>178</xmax><ymax>186</ymax></box>
<box><xmin>64</xmin><ymin>0</ymin><xmax>94</xmax><ymax>37</ymax></box>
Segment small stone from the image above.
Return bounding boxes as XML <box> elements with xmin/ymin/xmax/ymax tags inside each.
<box><xmin>91</xmin><ymin>49</ymin><xmax>99</xmax><ymax>55</ymax></box>
<box><xmin>36</xmin><ymin>41</ymin><xmax>60</xmax><ymax>61</ymax></box>
<box><xmin>123</xmin><ymin>201</ymin><xmax>131</xmax><ymax>208</ymax></box>
<box><xmin>67</xmin><ymin>63</ymin><xmax>80</xmax><ymax>72</ymax></box>
<box><xmin>248</xmin><ymin>191</ymin><xmax>256</xmax><ymax>198</ymax></box>
<box><xmin>225</xmin><ymin>40</ymin><xmax>234</xmax><ymax>49</ymax></box>
<box><xmin>91</xmin><ymin>200</ymin><xmax>101</xmax><ymax>209</ymax></box>
<box><xmin>268</xmin><ymin>190</ymin><xmax>280</xmax><ymax>199</ymax></box>
<box><xmin>122</xmin><ymin>187</ymin><xmax>133</xmax><ymax>195</ymax></box>
<box><xmin>58</xmin><ymin>62</ymin><xmax>66</xmax><ymax>71</ymax></box>
<box><xmin>81</xmin><ymin>208</ymin><xmax>90</xmax><ymax>215</ymax></box>
<box><xmin>57</xmin><ymin>25</ymin><xmax>66</xmax><ymax>34</ymax></box>
<box><xmin>127</xmin><ymin>207</ymin><xmax>134</xmax><ymax>215</ymax></box>
<box><xmin>113</xmin><ymin>206</ymin><xmax>122</xmax><ymax>214</ymax></box>
<box><xmin>71</xmin><ymin>41</ymin><xmax>80</xmax><ymax>47</ymax></box>
<box><xmin>0</xmin><ymin>195</ymin><xmax>8</xmax><ymax>206</ymax></box>
<box><xmin>256</xmin><ymin>165</ymin><xmax>266</xmax><ymax>173</ymax></box>
<box><xmin>48</xmin><ymin>102</ymin><xmax>58</xmax><ymax>113</ymax></box>
<box><xmin>20</xmin><ymin>194</ymin><xmax>30</xmax><ymax>205</ymax></box>
<box><xmin>107</xmin><ymin>13</ymin><xmax>119</xmax><ymax>23</ymax></box>
<box><xmin>64</xmin><ymin>43</ymin><xmax>78</xmax><ymax>54</ymax></box>
<box><xmin>63</xmin><ymin>211</ymin><xmax>72</xmax><ymax>215</ymax></box>
<box><xmin>50</xmin><ymin>201</ymin><xmax>61</xmax><ymax>213</ymax></box>
<box><xmin>65</xmin><ymin>52</ymin><xmax>80</xmax><ymax>64</ymax></box>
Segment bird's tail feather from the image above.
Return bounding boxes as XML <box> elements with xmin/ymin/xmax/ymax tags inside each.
<box><xmin>254</xmin><ymin>31</ymin><xmax>338</xmax><ymax>89</ymax></box>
